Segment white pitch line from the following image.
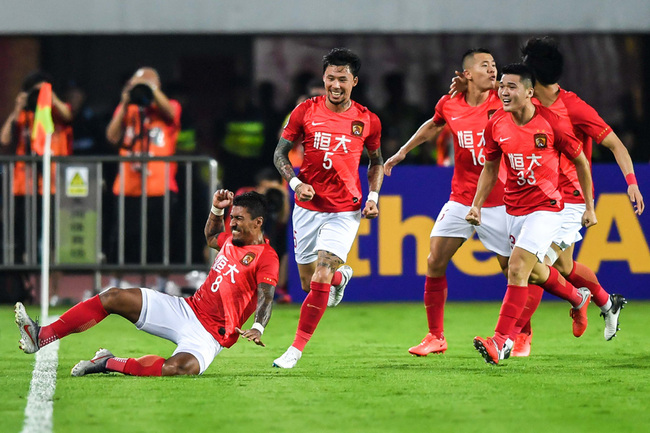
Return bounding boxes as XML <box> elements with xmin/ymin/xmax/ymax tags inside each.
<box><xmin>21</xmin><ymin>317</ymin><xmax>59</xmax><ymax>433</ymax></box>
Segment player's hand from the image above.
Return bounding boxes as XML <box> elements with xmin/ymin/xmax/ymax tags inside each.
<box><xmin>295</xmin><ymin>183</ymin><xmax>315</xmax><ymax>202</ymax></box>
<box><xmin>235</xmin><ymin>327</ymin><xmax>265</xmax><ymax>347</ymax></box>
<box><xmin>465</xmin><ymin>206</ymin><xmax>481</xmax><ymax>226</ymax></box>
<box><xmin>362</xmin><ymin>199</ymin><xmax>379</xmax><ymax>219</ymax></box>
<box><xmin>212</xmin><ymin>189</ymin><xmax>234</xmax><ymax>210</ymax></box>
<box><xmin>581</xmin><ymin>209</ymin><xmax>598</xmax><ymax>228</ymax></box>
<box><xmin>384</xmin><ymin>152</ymin><xmax>405</xmax><ymax>176</ymax></box>
<box><xmin>449</xmin><ymin>71</ymin><xmax>468</xmax><ymax>97</ymax></box>
<box><xmin>628</xmin><ymin>184</ymin><xmax>644</xmax><ymax>215</ymax></box>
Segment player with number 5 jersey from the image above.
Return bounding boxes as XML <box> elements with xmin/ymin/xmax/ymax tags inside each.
<box><xmin>273</xmin><ymin>48</ymin><xmax>384</xmax><ymax>369</ymax></box>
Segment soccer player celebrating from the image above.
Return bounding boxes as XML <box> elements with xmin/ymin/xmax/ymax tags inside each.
<box><xmin>15</xmin><ymin>190</ymin><xmax>279</xmax><ymax>376</ymax></box>
<box><xmin>506</xmin><ymin>37</ymin><xmax>643</xmax><ymax>356</ymax></box>
<box><xmin>466</xmin><ymin>63</ymin><xmax>597</xmax><ymax>365</ymax></box>
<box><xmin>384</xmin><ymin>48</ymin><xmax>513</xmax><ymax>356</ymax></box>
<box><xmin>272</xmin><ymin>48</ymin><xmax>384</xmax><ymax>369</ymax></box>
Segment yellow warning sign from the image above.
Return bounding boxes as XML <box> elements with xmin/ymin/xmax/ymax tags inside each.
<box><xmin>66</xmin><ymin>167</ymin><xmax>89</xmax><ymax>197</ymax></box>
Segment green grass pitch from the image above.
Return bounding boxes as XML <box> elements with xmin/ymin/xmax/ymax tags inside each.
<box><xmin>2</xmin><ymin>300</ymin><xmax>649</xmax><ymax>433</ymax></box>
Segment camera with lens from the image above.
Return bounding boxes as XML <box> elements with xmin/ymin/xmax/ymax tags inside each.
<box><xmin>25</xmin><ymin>88</ymin><xmax>40</xmax><ymax>112</ymax></box>
<box><xmin>129</xmin><ymin>83</ymin><xmax>154</xmax><ymax>107</ymax></box>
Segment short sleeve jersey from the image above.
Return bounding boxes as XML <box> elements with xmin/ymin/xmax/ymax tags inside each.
<box><xmin>484</xmin><ymin>104</ymin><xmax>583</xmax><ymax>216</ymax></box>
<box><xmin>281</xmin><ymin>96</ymin><xmax>381</xmax><ymax>213</ymax></box>
<box><xmin>541</xmin><ymin>88</ymin><xmax>612</xmax><ymax>204</ymax></box>
<box><xmin>432</xmin><ymin>91</ymin><xmax>505</xmax><ymax>207</ymax></box>
<box><xmin>112</xmin><ymin>100</ymin><xmax>182</xmax><ymax>197</ymax></box>
<box><xmin>185</xmin><ymin>233</ymin><xmax>279</xmax><ymax>348</ymax></box>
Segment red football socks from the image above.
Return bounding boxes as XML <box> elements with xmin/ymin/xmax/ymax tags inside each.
<box><xmin>107</xmin><ymin>355</ymin><xmax>165</xmax><ymax>376</ymax></box>
<box><xmin>493</xmin><ymin>284</ymin><xmax>528</xmax><ymax>348</ymax></box>
<box><xmin>38</xmin><ymin>295</ymin><xmax>109</xmax><ymax>347</ymax></box>
<box><xmin>540</xmin><ymin>266</ymin><xmax>582</xmax><ymax>307</ymax></box>
<box><xmin>567</xmin><ymin>261</ymin><xmax>609</xmax><ymax>307</ymax></box>
<box><xmin>510</xmin><ymin>284</ymin><xmax>543</xmax><ymax>339</ymax></box>
<box><xmin>292</xmin><ymin>281</ymin><xmax>330</xmax><ymax>351</ymax></box>
<box><xmin>424</xmin><ymin>276</ymin><xmax>448</xmax><ymax>339</ymax></box>
<box><xmin>331</xmin><ymin>271</ymin><xmax>343</xmax><ymax>287</ymax></box>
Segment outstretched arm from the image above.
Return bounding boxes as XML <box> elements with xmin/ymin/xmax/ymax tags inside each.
<box><xmin>384</xmin><ymin>119</ymin><xmax>444</xmax><ymax>176</ymax></box>
<box><xmin>273</xmin><ymin>137</ymin><xmax>314</xmax><ymax>201</ymax></box>
<box><xmin>204</xmin><ymin>189</ymin><xmax>234</xmax><ymax>250</ymax></box>
<box><xmin>236</xmin><ymin>282</ymin><xmax>275</xmax><ymax>347</ymax></box>
<box><xmin>600</xmin><ymin>131</ymin><xmax>644</xmax><ymax>215</ymax></box>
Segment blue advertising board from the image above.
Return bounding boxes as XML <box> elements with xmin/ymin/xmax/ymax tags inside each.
<box><xmin>287</xmin><ymin>164</ymin><xmax>650</xmax><ymax>302</ymax></box>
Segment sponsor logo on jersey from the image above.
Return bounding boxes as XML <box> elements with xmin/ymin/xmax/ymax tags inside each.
<box><xmin>534</xmin><ymin>133</ymin><xmax>548</xmax><ymax>148</ymax></box>
<box><xmin>241</xmin><ymin>252</ymin><xmax>256</xmax><ymax>266</ymax></box>
<box><xmin>351</xmin><ymin>121</ymin><xmax>364</xmax><ymax>136</ymax></box>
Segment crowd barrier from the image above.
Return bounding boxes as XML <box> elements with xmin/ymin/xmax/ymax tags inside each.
<box><xmin>287</xmin><ymin>164</ymin><xmax>650</xmax><ymax>301</ymax></box>
<box><xmin>0</xmin><ymin>155</ymin><xmax>218</xmax><ymax>291</ymax></box>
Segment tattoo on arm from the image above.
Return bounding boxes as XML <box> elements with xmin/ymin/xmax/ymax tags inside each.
<box><xmin>274</xmin><ymin>137</ymin><xmax>297</xmax><ymax>182</ymax></box>
<box><xmin>204</xmin><ymin>213</ymin><xmax>225</xmax><ymax>250</ymax></box>
<box><xmin>254</xmin><ymin>282</ymin><xmax>275</xmax><ymax>327</ymax></box>
<box><xmin>367</xmin><ymin>148</ymin><xmax>384</xmax><ymax>192</ymax></box>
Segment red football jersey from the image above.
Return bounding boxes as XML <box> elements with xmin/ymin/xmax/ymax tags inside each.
<box><xmin>539</xmin><ymin>88</ymin><xmax>612</xmax><ymax>204</ymax></box>
<box><xmin>185</xmin><ymin>232</ymin><xmax>279</xmax><ymax>348</ymax></box>
<box><xmin>432</xmin><ymin>91</ymin><xmax>505</xmax><ymax>207</ymax></box>
<box><xmin>484</xmin><ymin>104</ymin><xmax>583</xmax><ymax>216</ymax></box>
<box><xmin>282</xmin><ymin>96</ymin><xmax>381</xmax><ymax>212</ymax></box>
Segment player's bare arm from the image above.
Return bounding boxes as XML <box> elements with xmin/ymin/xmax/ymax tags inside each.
<box><xmin>274</xmin><ymin>137</ymin><xmax>315</xmax><ymax>201</ymax></box>
<box><xmin>600</xmin><ymin>131</ymin><xmax>644</xmax><ymax>215</ymax></box>
<box><xmin>572</xmin><ymin>152</ymin><xmax>598</xmax><ymax>227</ymax></box>
<box><xmin>466</xmin><ymin>158</ymin><xmax>499</xmax><ymax>226</ymax></box>
<box><xmin>236</xmin><ymin>282</ymin><xmax>275</xmax><ymax>347</ymax></box>
<box><xmin>204</xmin><ymin>189</ymin><xmax>234</xmax><ymax>250</ymax></box>
<box><xmin>363</xmin><ymin>147</ymin><xmax>384</xmax><ymax>219</ymax></box>
<box><xmin>384</xmin><ymin>120</ymin><xmax>443</xmax><ymax>176</ymax></box>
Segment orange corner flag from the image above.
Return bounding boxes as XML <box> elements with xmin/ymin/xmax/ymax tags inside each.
<box><xmin>31</xmin><ymin>82</ymin><xmax>54</xmax><ymax>155</ymax></box>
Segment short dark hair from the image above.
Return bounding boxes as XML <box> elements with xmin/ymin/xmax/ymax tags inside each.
<box><xmin>233</xmin><ymin>191</ymin><xmax>267</xmax><ymax>220</ymax></box>
<box><xmin>501</xmin><ymin>63</ymin><xmax>536</xmax><ymax>88</ymax></box>
<box><xmin>21</xmin><ymin>71</ymin><xmax>54</xmax><ymax>92</ymax></box>
<box><xmin>322</xmin><ymin>48</ymin><xmax>361</xmax><ymax>77</ymax></box>
<box><xmin>461</xmin><ymin>48</ymin><xmax>492</xmax><ymax>69</ymax></box>
<box><xmin>254</xmin><ymin>167</ymin><xmax>282</xmax><ymax>186</ymax></box>
<box><xmin>521</xmin><ymin>37</ymin><xmax>563</xmax><ymax>85</ymax></box>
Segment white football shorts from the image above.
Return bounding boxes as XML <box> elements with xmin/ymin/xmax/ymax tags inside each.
<box><xmin>292</xmin><ymin>206</ymin><xmax>361</xmax><ymax>264</ymax></box>
<box><xmin>136</xmin><ymin>288</ymin><xmax>223</xmax><ymax>374</ymax></box>
<box><xmin>507</xmin><ymin>210</ymin><xmax>563</xmax><ymax>263</ymax></box>
<box><xmin>430</xmin><ymin>201</ymin><xmax>511</xmax><ymax>257</ymax></box>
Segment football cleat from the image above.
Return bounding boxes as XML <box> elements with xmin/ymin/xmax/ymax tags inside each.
<box><xmin>570</xmin><ymin>287</ymin><xmax>591</xmax><ymax>337</ymax></box>
<box><xmin>600</xmin><ymin>294</ymin><xmax>627</xmax><ymax>341</ymax></box>
<box><xmin>272</xmin><ymin>346</ymin><xmax>302</xmax><ymax>369</ymax></box>
<box><xmin>408</xmin><ymin>333</ymin><xmax>447</xmax><ymax>356</ymax></box>
<box><xmin>15</xmin><ymin>302</ymin><xmax>41</xmax><ymax>354</ymax></box>
<box><xmin>473</xmin><ymin>336</ymin><xmax>503</xmax><ymax>365</ymax></box>
<box><xmin>501</xmin><ymin>338</ymin><xmax>514</xmax><ymax>360</ymax></box>
<box><xmin>511</xmin><ymin>331</ymin><xmax>532</xmax><ymax>357</ymax></box>
<box><xmin>71</xmin><ymin>348</ymin><xmax>115</xmax><ymax>377</ymax></box>
<box><xmin>328</xmin><ymin>265</ymin><xmax>353</xmax><ymax>307</ymax></box>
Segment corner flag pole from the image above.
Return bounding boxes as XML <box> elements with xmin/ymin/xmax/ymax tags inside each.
<box><xmin>32</xmin><ymin>83</ymin><xmax>55</xmax><ymax>320</ymax></box>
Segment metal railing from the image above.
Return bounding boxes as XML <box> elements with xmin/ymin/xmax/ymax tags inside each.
<box><xmin>0</xmin><ymin>155</ymin><xmax>218</xmax><ymax>279</ymax></box>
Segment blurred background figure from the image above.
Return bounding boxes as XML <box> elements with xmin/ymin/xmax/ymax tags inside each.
<box><xmin>105</xmin><ymin>67</ymin><xmax>181</xmax><ymax>292</ymax></box>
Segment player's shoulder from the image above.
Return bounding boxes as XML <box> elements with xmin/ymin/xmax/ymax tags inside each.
<box><xmin>534</xmin><ymin>102</ymin><xmax>561</xmax><ymax>122</ymax></box>
<box><xmin>487</xmin><ymin>107</ymin><xmax>507</xmax><ymax>124</ymax></box>
<box><xmin>259</xmin><ymin>241</ymin><xmax>280</xmax><ymax>262</ymax></box>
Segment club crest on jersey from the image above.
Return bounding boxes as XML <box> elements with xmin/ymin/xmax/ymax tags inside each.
<box><xmin>488</xmin><ymin>109</ymin><xmax>497</xmax><ymax>119</ymax></box>
<box><xmin>534</xmin><ymin>133</ymin><xmax>548</xmax><ymax>148</ymax></box>
<box><xmin>241</xmin><ymin>252</ymin><xmax>256</xmax><ymax>266</ymax></box>
<box><xmin>351</xmin><ymin>121</ymin><xmax>364</xmax><ymax>136</ymax></box>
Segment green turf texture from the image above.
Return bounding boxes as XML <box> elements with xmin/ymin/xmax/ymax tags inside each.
<box><xmin>2</xmin><ymin>300</ymin><xmax>649</xmax><ymax>433</ymax></box>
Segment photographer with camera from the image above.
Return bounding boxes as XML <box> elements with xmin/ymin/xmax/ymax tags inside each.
<box><xmin>105</xmin><ymin>68</ymin><xmax>182</xmax><ymax>287</ymax></box>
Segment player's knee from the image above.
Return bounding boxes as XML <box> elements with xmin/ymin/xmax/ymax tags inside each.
<box><xmin>426</xmin><ymin>254</ymin><xmax>447</xmax><ymax>276</ymax></box>
<box><xmin>162</xmin><ymin>360</ymin><xmax>200</xmax><ymax>376</ymax></box>
<box><xmin>98</xmin><ymin>287</ymin><xmax>122</xmax><ymax>311</ymax></box>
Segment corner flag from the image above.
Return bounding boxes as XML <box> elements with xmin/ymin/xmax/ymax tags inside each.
<box><xmin>31</xmin><ymin>82</ymin><xmax>55</xmax><ymax>155</ymax></box>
